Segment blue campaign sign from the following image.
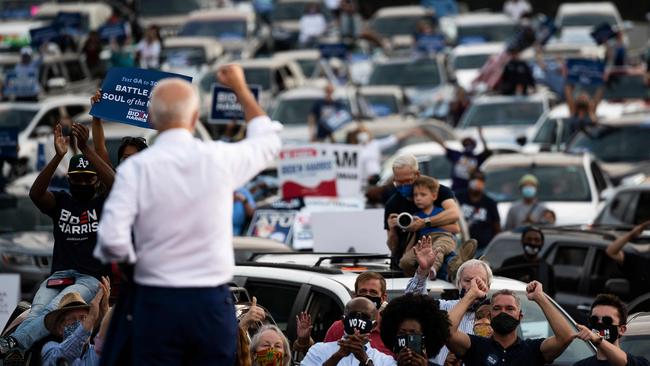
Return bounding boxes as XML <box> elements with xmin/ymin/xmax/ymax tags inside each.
<box><xmin>209</xmin><ymin>84</ymin><xmax>260</xmax><ymax>123</ymax></box>
<box><xmin>3</xmin><ymin>70</ymin><xmax>39</xmax><ymax>97</ymax></box>
<box><xmin>590</xmin><ymin>23</ymin><xmax>616</xmax><ymax>45</ymax></box>
<box><xmin>29</xmin><ymin>25</ymin><xmax>61</xmax><ymax>47</ymax></box>
<box><xmin>0</xmin><ymin>128</ymin><xmax>19</xmax><ymax>159</ymax></box>
<box><xmin>99</xmin><ymin>22</ymin><xmax>127</xmax><ymax>42</ymax></box>
<box><xmin>55</xmin><ymin>12</ymin><xmax>84</xmax><ymax>35</ymax></box>
<box><xmin>566</xmin><ymin>58</ymin><xmax>605</xmax><ymax>86</ymax></box>
<box><xmin>416</xmin><ymin>34</ymin><xmax>446</xmax><ymax>53</ymax></box>
<box><xmin>319</xmin><ymin>43</ymin><xmax>348</xmax><ymax>59</ymax></box>
<box><xmin>90</xmin><ymin>67</ymin><xmax>192</xmax><ymax>129</ymax></box>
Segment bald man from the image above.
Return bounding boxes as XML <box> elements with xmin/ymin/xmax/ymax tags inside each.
<box><xmin>94</xmin><ymin>65</ymin><xmax>282</xmax><ymax>365</ymax></box>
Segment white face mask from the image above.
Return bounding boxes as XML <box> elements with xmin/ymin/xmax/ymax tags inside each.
<box><xmin>357</xmin><ymin>132</ymin><xmax>370</xmax><ymax>144</ymax></box>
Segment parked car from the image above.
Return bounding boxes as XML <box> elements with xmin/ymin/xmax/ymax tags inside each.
<box><xmin>620</xmin><ymin>312</ymin><xmax>650</xmax><ymax>361</ymax></box>
<box><xmin>233</xmin><ymin>260</ymin><xmax>595</xmax><ymax>364</ymax></box>
<box><xmin>34</xmin><ymin>2</ymin><xmax>112</xmax><ymax>32</ymax></box>
<box><xmin>483</xmin><ymin>227</ymin><xmax>650</xmax><ymax>323</ymax></box>
<box><xmin>593</xmin><ymin>184</ymin><xmax>650</xmax><ymax>227</ymax></box>
<box><xmin>439</xmin><ymin>12</ymin><xmax>517</xmax><ymax>46</ymax></box>
<box><xmin>160</xmin><ymin>36</ymin><xmax>224</xmax><ymax>81</ymax></box>
<box><xmin>554</xmin><ymin>2</ymin><xmax>629</xmax><ymax>46</ymax></box>
<box><xmin>135</xmin><ymin>0</ymin><xmax>212</xmax><ymax>38</ymax></box>
<box><xmin>233</xmin><ymin>236</ymin><xmax>293</xmax><ymax>264</ymax></box>
<box><xmin>274</xmin><ymin>49</ymin><xmax>321</xmax><ymax>79</ymax></box>
<box><xmin>447</xmin><ymin>42</ymin><xmax>504</xmax><ymax>91</ymax></box>
<box><xmin>368</xmin><ymin>6</ymin><xmax>433</xmax><ymax>53</ymax></box>
<box><xmin>481</xmin><ymin>152</ymin><xmax>612</xmax><ymax>226</ymax></box>
<box><xmin>358</xmin><ymin>85</ymin><xmax>406</xmax><ymax>117</ymax></box>
<box><xmin>0</xmin><ymin>20</ymin><xmax>47</xmax><ymax>52</ymax></box>
<box><xmin>270</xmin><ymin>0</ymin><xmax>332</xmax><ymax>51</ymax></box>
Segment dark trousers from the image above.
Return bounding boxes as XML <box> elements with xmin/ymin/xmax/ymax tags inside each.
<box><xmin>132</xmin><ymin>284</ymin><xmax>237</xmax><ymax>366</ymax></box>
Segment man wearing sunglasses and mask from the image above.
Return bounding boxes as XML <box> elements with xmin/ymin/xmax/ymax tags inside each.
<box><xmin>573</xmin><ymin>294</ymin><xmax>649</xmax><ymax>366</ymax></box>
<box><xmin>302</xmin><ymin>297</ymin><xmax>396</xmax><ymax>366</ymax></box>
<box><xmin>446</xmin><ymin>279</ymin><xmax>575</xmax><ymax>366</ymax></box>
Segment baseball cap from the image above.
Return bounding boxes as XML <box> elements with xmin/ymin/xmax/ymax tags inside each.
<box><xmin>519</xmin><ymin>174</ymin><xmax>538</xmax><ymax>186</ymax></box>
<box><xmin>68</xmin><ymin>154</ymin><xmax>96</xmax><ymax>175</ymax></box>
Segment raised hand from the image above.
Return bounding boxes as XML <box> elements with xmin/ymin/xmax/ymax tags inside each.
<box><xmin>630</xmin><ymin>220</ymin><xmax>650</xmax><ymax>239</ymax></box>
<box><xmin>526</xmin><ymin>280</ymin><xmax>545</xmax><ymax>301</ymax></box>
<box><xmin>240</xmin><ymin>296</ymin><xmax>265</xmax><ymax>329</ymax></box>
<box><xmin>54</xmin><ymin>124</ymin><xmax>68</xmax><ymax>157</ymax></box>
<box><xmin>90</xmin><ymin>89</ymin><xmax>101</xmax><ymax>105</ymax></box>
<box><xmin>83</xmin><ymin>286</ymin><xmax>104</xmax><ymax>331</ymax></box>
<box><xmin>574</xmin><ymin>324</ymin><xmax>601</xmax><ymax>344</ymax></box>
<box><xmin>72</xmin><ymin>123</ymin><xmax>90</xmax><ymax>151</ymax></box>
<box><xmin>296</xmin><ymin>311</ymin><xmax>312</xmax><ymax>340</ymax></box>
<box><xmin>414</xmin><ymin>236</ymin><xmax>436</xmax><ymax>271</ymax></box>
<box><xmin>217</xmin><ymin>64</ymin><xmax>246</xmax><ymax>91</ymax></box>
<box><xmin>468</xmin><ymin>277</ymin><xmax>488</xmax><ymax>300</ymax></box>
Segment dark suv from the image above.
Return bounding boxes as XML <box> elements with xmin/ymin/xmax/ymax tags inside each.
<box><xmin>483</xmin><ymin>227</ymin><xmax>650</xmax><ymax>324</ymax></box>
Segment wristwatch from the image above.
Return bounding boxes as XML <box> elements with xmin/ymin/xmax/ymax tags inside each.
<box><xmin>424</xmin><ymin>219</ymin><xmax>432</xmax><ymax>228</ymax></box>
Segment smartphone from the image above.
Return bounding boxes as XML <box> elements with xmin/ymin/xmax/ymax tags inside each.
<box><xmin>61</xmin><ymin>125</ymin><xmax>72</xmax><ymax>136</ymax></box>
<box><xmin>395</xmin><ymin>334</ymin><xmax>425</xmax><ymax>355</ymax></box>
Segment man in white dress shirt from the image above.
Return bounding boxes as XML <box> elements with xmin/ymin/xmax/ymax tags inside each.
<box><xmin>94</xmin><ymin>64</ymin><xmax>282</xmax><ymax>365</ymax></box>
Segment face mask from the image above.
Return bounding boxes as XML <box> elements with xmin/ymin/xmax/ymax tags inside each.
<box><xmin>468</xmin><ymin>180</ymin><xmax>481</xmax><ymax>191</ymax></box>
<box><xmin>254</xmin><ymin>348</ymin><xmax>284</xmax><ymax>366</ymax></box>
<box><xmin>70</xmin><ymin>184</ymin><xmax>96</xmax><ymax>202</ymax></box>
<box><xmin>459</xmin><ymin>288</ymin><xmax>488</xmax><ymax>312</ymax></box>
<box><xmin>63</xmin><ymin>320</ymin><xmax>81</xmax><ymax>339</ymax></box>
<box><xmin>491</xmin><ymin>312</ymin><xmax>520</xmax><ymax>335</ymax></box>
<box><xmin>473</xmin><ymin>323</ymin><xmax>493</xmax><ymax>338</ymax></box>
<box><xmin>359</xmin><ymin>295</ymin><xmax>382</xmax><ymax>310</ymax></box>
<box><xmin>589</xmin><ymin>321</ymin><xmax>620</xmax><ymax>343</ymax></box>
<box><xmin>523</xmin><ymin>245</ymin><xmax>540</xmax><ymax>256</ymax></box>
<box><xmin>357</xmin><ymin>132</ymin><xmax>370</xmax><ymax>144</ymax></box>
<box><xmin>464</xmin><ymin>145</ymin><xmax>476</xmax><ymax>153</ymax></box>
<box><xmin>395</xmin><ymin>184</ymin><xmax>413</xmax><ymax>199</ymax></box>
<box><xmin>521</xmin><ymin>185</ymin><xmax>537</xmax><ymax>199</ymax></box>
<box><xmin>343</xmin><ymin>312</ymin><xmax>374</xmax><ymax>335</ymax></box>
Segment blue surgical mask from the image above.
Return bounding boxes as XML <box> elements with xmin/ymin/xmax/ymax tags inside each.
<box><xmin>521</xmin><ymin>185</ymin><xmax>537</xmax><ymax>198</ymax></box>
<box><xmin>395</xmin><ymin>184</ymin><xmax>413</xmax><ymax>198</ymax></box>
<box><xmin>63</xmin><ymin>320</ymin><xmax>81</xmax><ymax>339</ymax></box>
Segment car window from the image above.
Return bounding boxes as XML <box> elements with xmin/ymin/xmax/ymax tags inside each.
<box><xmin>590</xmin><ymin>162</ymin><xmax>608</xmax><ymax>194</ymax></box>
<box><xmin>459</xmin><ymin>101</ymin><xmax>545</xmax><ymax>128</ymax></box>
<box><xmin>620</xmin><ymin>335</ymin><xmax>650</xmax><ymax>362</ymax></box>
<box><xmin>243</xmin><ymin>280</ymin><xmax>300</xmax><ymax>333</ymax></box>
<box><xmin>0</xmin><ymin>108</ymin><xmax>37</xmax><ymax>132</ymax></box>
<box><xmin>368</xmin><ymin>60</ymin><xmax>441</xmax><ymax>88</ymax></box>
<box><xmin>0</xmin><ymin>195</ymin><xmax>52</xmax><ymax>232</ymax></box>
<box><xmin>569</xmin><ymin>126</ymin><xmax>650</xmax><ymax>163</ymax></box>
<box><xmin>364</xmin><ymin>94</ymin><xmax>399</xmax><ymax>116</ymax></box>
<box><xmin>483</xmin><ymin>237</ymin><xmax>522</xmax><ymax>269</ymax></box>
<box><xmin>371</xmin><ymin>16</ymin><xmax>425</xmax><ymax>37</ymax></box>
<box><xmin>305</xmin><ymin>289</ymin><xmax>344</xmax><ymax>342</ymax></box>
<box><xmin>244</xmin><ymin>68</ymin><xmax>272</xmax><ymax>90</ymax></box>
<box><xmin>551</xmin><ymin>245</ymin><xmax>588</xmax><ymax>293</ymax></box>
<box><xmin>296</xmin><ymin>59</ymin><xmax>317</xmax><ymax>78</ymax></box>
<box><xmin>419</xmin><ymin>156</ymin><xmax>452</xmax><ymax>180</ymax></box>
<box><xmin>30</xmin><ymin>108</ymin><xmax>63</xmax><ymax>137</ymax></box>
<box><xmin>608</xmin><ymin>192</ymin><xmax>637</xmax><ymax>225</ymax></box>
<box><xmin>532</xmin><ymin>116</ymin><xmax>557</xmax><ymax>144</ymax></box>
<box><xmin>559</xmin><ymin>13</ymin><xmax>618</xmax><ymax>28</ymax></box>
<box><xmin>453</xmin><ymin>54</ymin><xmax>491</xmax><ymax>70</ymax></box>
<box><xmin>587</xmin><ymin>249</ymin><xmax>627</xmax><ymax>296</ymax></box>
<box><xmin>64</xmin><ymin>60</ymin><xmax>86</xmax><ymax>82</ymax></box>
<box><xmin>179</xmin><ymin>20</ymin><xmax>247</xmax><ymax>39</ymax></box>
<box><xmin>633</xmin><ymin>192</ymin><xmax>650</xmax><ymax>224</ymax></box>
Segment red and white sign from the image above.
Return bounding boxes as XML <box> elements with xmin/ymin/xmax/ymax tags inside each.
<box><xmin>279</xmin><ymin>146</ymin><xmax>337</xmax><ymax>199</ymax></box>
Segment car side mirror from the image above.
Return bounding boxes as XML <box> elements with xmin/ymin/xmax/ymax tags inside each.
<box><xmin>516</xmin><ymin>135</ymin><xmax>527</xmax><ymax>146</ymax></box>
<box><xmin>605</xmin><ymin>278</ymin><xmax>630</xmax><ymax>297</ymax></box>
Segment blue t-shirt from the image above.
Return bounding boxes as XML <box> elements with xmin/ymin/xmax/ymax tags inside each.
<box><xmin>232</xmin><ymin>188</ymin><xmax>255</xmax><ymax>236</ymax></box>
<box><xmin>310</xmin><ymin>100</ymin><xmax>350</xmax><ymax>139</ymax></box>
<box><xmin>446</xmin><ymin>148</ymin><xmax>491</xmax><ymax>191</ymax></box>
<box><xmin>415</xmin><ymin>207</ymin><xmax>446</xmax><ymax>236</ymax></box>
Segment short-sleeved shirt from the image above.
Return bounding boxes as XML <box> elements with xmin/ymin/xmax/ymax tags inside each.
<box><xmin>445</xmin><ymin>149</ymin><xmax>490</xmax><ymax>191</ymax></box>
<box><xmin>311</xmin><ymin>100</ymin><xmax>347</xmax><ymax>139</ymax></box>
<box><xmin>456</xmin><ymin>190</ymin><xmax>500</xmax><ymax>248</ymax></box>
<box><xmin>463</xmin><ymin>336</ymin><xmax>546</xmax><ymax>366</ymax></box>
<box><xmin>500</xmin><ymin>59</ymin><xmax>535</xmax><ymax>95</ymax></box>
<box><xmin>415</xmin><ymin>207</ymin><xmax>446</xmax><ymax>236</ymax></box>
<box><xmin>504</xmin><ymin>200</ymin><xmax>548</xmax><ymax>230</ymax></box>
<box><xmin>43</xmin><ymin>191</ymin><xmax>109</xmax><ymax>279</ymax></box>
<box><xmin>384</xmin><ymin>185</ymin><xmax>454</xmax><ymax>268</ymax></box>
<box><xmin>573</xmin><ymin>354</ymin><xmax>650</xmax><ymax>366</ymax></box>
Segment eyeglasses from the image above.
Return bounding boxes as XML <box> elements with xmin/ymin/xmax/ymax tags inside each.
<box><xmin>121</xmin><ymin>136</ymin><xmax>147</xmax><ymax>144</ymax></box>
<box><xmin>589</xmin><ymin>316</ymin><xmax>619</xmax><ymax>326</ymax></box>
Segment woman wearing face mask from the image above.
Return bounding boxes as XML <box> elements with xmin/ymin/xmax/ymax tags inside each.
<box><xmin>504</xmin><ymin>174</ymin><xmax>549</xmax><ymax>230</ymax></box>
<box><xmin>250</xmin><ymin>325</ymin><xmax>291</xmax><ymax>366</ymax></box>
<box><xmin>380</xmin><ymin>293</ymin><xmax>451</xmax><ymax>366</ymax></box>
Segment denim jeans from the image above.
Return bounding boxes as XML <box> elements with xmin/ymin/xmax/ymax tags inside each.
<box><xmin>12</xmin><ymin>270</ymin><xmax>99</xmax><ymax>349</ymax></box>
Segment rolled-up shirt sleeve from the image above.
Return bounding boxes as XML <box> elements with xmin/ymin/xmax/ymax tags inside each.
<box><xmin>221</xmin><ymin>115</ymin><xmax>283</xmax><ymax>188</ymax></box>
<box><xmin>94</xmin><ymin>160</ymin><xmax>139</xmax><ymax>264</ymax></box>
<box><xmin>405</xmin><ymin>270</ymin><xmax>428</xmax><ymax>295</ymax></box>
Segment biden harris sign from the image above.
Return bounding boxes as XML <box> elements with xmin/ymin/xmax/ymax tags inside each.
<box><xmin>90</xmin><ymin>67</ymin><xmax>192</xmax><ymax>129</ymax></box>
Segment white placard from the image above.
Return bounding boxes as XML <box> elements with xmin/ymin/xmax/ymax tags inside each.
<box><xmin>311</xmin><ymin>209</ymin><xmax>388</xmax><ymax>254</ymax></box>
<box><xmin>0</xmin><ymin>274</ymin><xmax>20</xmax><ymax>331</ymax></box>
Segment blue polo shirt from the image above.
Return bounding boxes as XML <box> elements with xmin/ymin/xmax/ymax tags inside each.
<box><xmin>463</xmin><ymin>335</ymin><xmax>546</xmax><ymax>366</ymax></box>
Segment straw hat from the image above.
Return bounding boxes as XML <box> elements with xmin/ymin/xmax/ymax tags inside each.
<box><xmin>44</xmin><ymin>293</ymin><xmax>90</xmax><ymax>334</ymax></box>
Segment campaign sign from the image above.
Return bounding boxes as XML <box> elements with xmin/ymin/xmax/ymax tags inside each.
<box><xmin>55</xmin><ymin>12</ymin><xmax>84</xmax><ymax>36</ymax></box>
<box><xmin>209</xmin><ymin>84</ymin><xmax>260</xmax><ymax>123</ymax></box>
<box><xmin>0</xmin><ymin>128</ymin><xmax>18</xmax><ymax>159</ymax></box>
<box><xmin>322</xmin><ymin>109</ymin><xmax>352</xmax><ymax>133</ymax></box>
<box><xmin>90</xmin><ymin>67</ymin><xmax>192</xmax><ymax>129</ymax></box>
<box><xmin>3</xmin><ymin>70</ymin><xmax>38</xmax><ymax>97</ymax></box>
<box><xmin>416</xmin><ymin>34</ymin><xmax>445</xmax><ymax>53</ymax></box>
<box><xmin>247</xmin><ymin>209</ymin><xmax>297</xmax><ymax>244</ymax></box>
<box><xmin>279</xmin><ymin>146</ymin><xmax>338</xmax><ymax>199</ymax></box>
<box><xmin>566</xmin><ymin>58</ymin><xmax>605</xmax><ymax>86</ymax></box>
<box><xmin>319</xmin><ymin>143</ymin><xmax>363</xmax><ymax>197</ymax></box>
<box><xmin>319</xmin><ymin>43</ymin><xmax>348</xmax><ymax>59</ymax></box>
<box><xmin>29</xmin><ymin>25</ymin><xmax>60</xmax><ymax>47</ymax></box>
<box><xmin>99</xmin><ymin>22</ymin><xmax>127</xmax><ymax>42</ymax></box>
<box><xmin>590</xmin><ymin>23</ymin><xmax>616</xmax><ymax>45</ymax></box>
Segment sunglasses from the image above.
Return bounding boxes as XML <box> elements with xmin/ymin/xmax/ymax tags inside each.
<box><xmin>589</xmin><ymin>316</ymin><xmax>619</xmax><ymax>326</ymax></box>
<box><xmin>121</xmin><ymin>136</ymin><xmax>147</xmax><ymax>144</ymax></box>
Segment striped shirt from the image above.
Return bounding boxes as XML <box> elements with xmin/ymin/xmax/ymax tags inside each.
<box><xmin>406</xmin><ymin>271</ymin><xmax>476</xmax><ymax>365</ymax></box>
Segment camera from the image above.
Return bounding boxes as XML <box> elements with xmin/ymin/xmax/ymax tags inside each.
<box><xmin>397</xmin><ymin>212</ymin><xmax>413</xmax><ymax>230</ymax></box>
<box><xmin>394</xmin><ymin>334</ymin><xmax>425</xmax><ymax>355</ymax></box>
<box><xmin>61</xmin><ymin>125</ymin><xmax>72</xmax><ymax>137</ymax></box>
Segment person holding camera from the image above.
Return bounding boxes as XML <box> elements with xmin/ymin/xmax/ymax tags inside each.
<box><xmin>0</xmin><ymin>123</ymin><xmax>114</xmax><ymax>360</ymax></box>
<box><xmin>396</xmin><ymin>176</ymin><xmax>460</xmax><ymax>278</ymax></box>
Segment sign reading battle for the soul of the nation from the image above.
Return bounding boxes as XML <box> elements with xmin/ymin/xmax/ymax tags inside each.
<box><xmin>90</xmin><ymin>67</ymin><xmax>192</xmax><ymax>129</ymax></box>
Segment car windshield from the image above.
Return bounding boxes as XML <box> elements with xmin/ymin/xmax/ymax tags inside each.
<box><xmin>621</xmin><ymin>335</ymin><xmax>650</xmax><ymax>361</ymax></box>
<box><xmin>485</xmin><ymin>165</ymin><xmax>592</xmax><ymax>202</ymax></box>
<box><xmin>179</xmin><ymin>20</ymin><xmax>246</xmax><ymax>39</ymax></box>
<box><xmin>364</xmin><ymin>94</ymin><xmax>399</xmax><ymax>116</ymax></box>
<box><xmin>0</xmin><ymin>195</ymin><xmax>52</xmax><ymax>233</ymax></box>
<box><xmin>0</xmin><ymin>108</ymin><xmax>37</xmax><ymax>131</ymax></box>
<box><xmin>296</xmin><ymin>59</ymin><xmax>317</xmax><ymax>78</ymax></box>
<box><xmin>271</xmin><ymin>98</ymin><xmax>350</xmax><ymax>125</ymax></box>
<box><xmin>371</xmin><ymin>16</ymin><xmax>424</xmax><ymax>37</ymax></box>
<box><xmin>272</xmin><ymin>2</ymin><xmax>330</xmax><ymax>22</ymax></box>
<box><xmin>460</xmin><ymin>101</ymin><xmax>544</xmax><ymax>127</ymax></box>
<box><xmin>457</xmin><ymin>24</ymin><xmax>516</xmax><ymax>43</ymax></box>
<box><xmin>137</xmin><ymin>0</ymin><xmax>203</xmax><ymax>16</ymax></box>
<box><xmin>453</xmin><ymin>53</ymin><xmax>491</xmax><ymax>70</ymax></box>
<box><xmin>419</xmin><ymin>155</ymin><xmax>451</xmax><ymax>180</ymax></box>
<box><xmin>569</xmin><ymin>125</ymin><xmax>650</xmax><ymax>163</ymax></box>
<box><xmin>560</xmin><ymin>13</ymin><xmax>618</xmax><ymax>27</ymax></box>
<box><xmin>161</xmin><ymin>47</ymin><xmax>207</xmax><ymax>67</ymax></box>
<box><xmin>575</xmin><ymin>75</ymin><xmax>650</xmax><ymax>101</ymax></box>
<box><xmin>368</xmin><ymin>60</ymin><xmax>441</xmax><ymax>87</ymax></box>
<box><xmin>244</xmin><ymin>68</ymin><xmax>272</xmax><ymax>90</ymax></box>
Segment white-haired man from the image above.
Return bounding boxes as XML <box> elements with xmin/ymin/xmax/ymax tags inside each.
<box><xmin>406</xmin><ymin>242</ymin><xmax>493</xmax><ymax>365</ymax></box>
<box><xmin>384</xmin><ymin>154</ymin><xmax>460</xmax><ymax>270</ymax></box>
<box><xmin>94</xmin><ymin>65</ymin><xmax>282</xmax><ymax>365</ymax></box>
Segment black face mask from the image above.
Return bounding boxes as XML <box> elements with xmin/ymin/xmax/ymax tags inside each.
<box><xmin>360</xmin><ymin>295</ymin><xmax>382</xmax><ymax>310</ymax></box>
<box><xmin>491</xmin><ymin>312</ymin><xmax>520</xmax><ymax>335</ymax></box>
<box><xmin>69</xmin><ymin>184</ymin><xmax>96</xmax><ymax>202</ymax></box>
<box><xmin>343</xmin><ymin>312</ymin><xmax>374</xmax><ymax>336</ymax></box>
<box><xmin>589</xmin><ymin>321</ymin><xmax>620</xmax><ymax>342</ymax></box>
<box><xmin>459</xmin><ymin>288</ymin><xmax>488</xmax><ymax>312</ymax></box>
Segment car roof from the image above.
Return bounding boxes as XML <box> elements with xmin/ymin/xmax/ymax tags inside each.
<box><xmin>276</xmin><ymin>86</ymin><xmax>348</xmax><ymax>100</ymax></box>
<box><xmin>358</xmin><ymin>85</ymin><xmax>403</xmax><ymax>96</ymax></box>
<box><xmin>187</xmin><ymin>9</ymin><xmax>253</xmax><ymax>22</ymax></box>
<box><xmin>447</xmin><ymin>12</ymin><xmax>515</xmax><ymax>26</ymax></box>
<box><xmin>273</xmin><ymin>49</ymin><xmax>321</xmax><ymax>60</ymax></box>
<box><xmin>391</xmin><ymin>141</ymin><xmax>463</xmax><ymax>157</ymax></box>
<box><xmin>482</xmin><ymin>152</ymin><xmax>586</xmax><ymax>169</ymax></box>
<box><xmin>233</xmin><ymin>236</ymin><xmax>292</xmax><ymax>252</ymax></box>
<box><xmin>488</xmin><ymin>227</ymin><xmax>648</xmax><ymax>250</ymax></box>
<box><xmin>625</xmin><ymin>312</ymin><xmax>650</xmax><ymax>336</ymax></box>
<box><xmin>558</xmin><ymin>2</ymin><xmax>619</xmax><ymax>15</ymax></box>
<box><xmin>373</xmin><ymin>5</ymin><xmax>430</xmax><ymax>18</ymax></box>
<box><xmin>451</xmin><ymin>42</ymin><xmax>505</xmax><ymax>56</ymax></box>
<box><xmin>237</xmin><ymin>57</ymin><xmax>289</xmax><ymax>68</ymax></box>
<box><xmin>472</xmin><ymin>94</ymin><xmax>548</xmax><ymax>104</ymax></box>
<box><xmin>163</xmin><ymin>36</ymin><xmax>222</xmax><ymax>48</ymax></box>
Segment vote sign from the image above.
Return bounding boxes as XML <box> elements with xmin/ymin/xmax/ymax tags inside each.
<box><xmin>566</xmin><ymin>58</ymin><xmax>605</xmax><ymax>86</ymax></box>
<box><xmin>90</xmin><ymin>67</ymin><xmax>192</xmax><ymax>129</ymax></box>
<box><xmin>209</xmin><ymin>84</ymin><xmax>261</xmax><ymax>123</ymax></box>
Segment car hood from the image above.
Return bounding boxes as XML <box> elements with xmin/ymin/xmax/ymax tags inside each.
<box><xmin>454</xmin><ymin>69</ymin><xmax>479</xmax><ymax>91</ymax></box>
<box><xmin>459</xmin><ymin>125</ymin><xmax>532</xmax><ymax>146</ymax></box>
<box><xmin>0</xmin><ymin>231</ymin><xmax>54</xmax><ymax>255</ymax></box>
<box><xmin>497</xmin><ymin>201</ymin><xmax>597</xmax><ymax>226</ymax></box>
